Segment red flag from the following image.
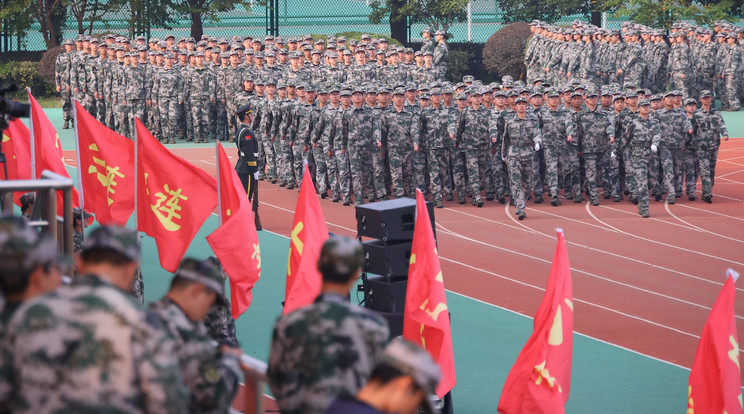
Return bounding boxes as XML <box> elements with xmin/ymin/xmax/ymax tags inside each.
<box><xmin>75</xmin><ymin>101</ymin><xmax>135</xmax><ymax>225</ymax></box>
<box><xmin>687</xmin><ymin>269</ymin><xmax>742</xmax><ymax>414</ymax></box>
<box><xmin>498</xmin><ymin>229</ymin><xmax>573</xmax><ymax>414</ymax></box>
<box><xmin>206</xmin><ymin>142</ymin><xmax>262</xmax><ymax>319</ymax></box>
<box><xmin>403</xmin><ymin>189</ymin><xmax>456</xmax><ymax>398</ymax></box>
<box><xmin>282</xmin><ymin>163</ymin><xmax>329</xmax><ymax>315</ymax></box>
<box><xmin>28</xmin><ymin>91</ymin><xmax>81</xmax><ymax>214</ymax></box>
<box><xmin>1</xmin><ymin>119</ymin><xmax>32</xmax><ymax>206</ymax></box>
<box><xmin>135</xmin><ymin>119</ymin><xmax>217</xmax><ymax>273</ymax></box>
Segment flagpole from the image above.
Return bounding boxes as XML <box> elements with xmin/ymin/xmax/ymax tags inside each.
<box><xmin>216</xmin><ymin>141</ymin><xmax>222</xmax><ymax>227</ymax></box>
<box><xmin>72</xmin><ymin>102</ymin><xmax>86</xmax><ymax>237</ymax></box>
<box><xmin>134</xmin><ymin>118</ymin><xmax>138</xmax><ymax>232</ymax></box>
<box><xmin>28</xmin><ymin>88</ymin><xmax>36</xmax><ymax>180</ymax></box>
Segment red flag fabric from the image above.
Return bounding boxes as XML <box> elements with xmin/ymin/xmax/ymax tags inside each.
<box><xmin>403</xmin><ymin>189</ymin><xmax>456</xmax><ymax>398</ymax></box>
<box><xmin>28</xmin><ymin>91</ymin><xmax>81</xmax><ymax>214</ymax></box>
<box><xmin>687</xmin><ymin>269</ymin><xmax>742</xmax><ymax>414</ymax></box>
<box><xmin>135</xmin><ymin>119</ymin><xmax>217</xmax><ymax>273</ymax></box>
<box><xmin>1</xmin><ymin>119</ymin><xmax>32</xmax><ymax>206</ymax></box>
<box><xmin>75</xmin><ymin>101</ymin><xmax>135</xmax><ymax>225</ymax></box>
<box><xmin>206</xmin><ymin>142</ymin><xmax>261</xmax><ymax>319</ymax></box>
<box><xmin>498</xmin><ymin>229</ymin><xmax>574</xmax><ymax>414</ymax></box>
<box><xmin>282</xmin><ymin>163</ymin><xmax>329</xmax><ymax>315</ymax></box>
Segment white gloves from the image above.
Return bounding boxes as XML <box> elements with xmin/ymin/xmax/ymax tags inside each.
<box><xmin>534</xmin><ymin>143</ymin><xmax>541</xmax><ymax>151</ymax></box>
<box><xmin>253</xmin><ymin>172</ymin><xmax>259</xmax><ymax>180</ymax></box>
<box><xmin>611</xmin><ymin>152</ymin><xmax>617</xmax><ymax>160</ymax></box>
<box><xmin>650</xmin><ymin>144</ymin><xmax>658</xmax><ymax>153</ymax></box>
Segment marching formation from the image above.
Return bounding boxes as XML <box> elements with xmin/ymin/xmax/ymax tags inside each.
<box><xmin>54</xmin><ymin>23</ymin><xmax>729</xmax><ymax>219</ymax></box>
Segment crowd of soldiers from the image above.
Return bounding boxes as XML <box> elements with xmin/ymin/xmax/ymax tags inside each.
<box><xmin>54</xmin><ymin>21</ymin><xmax>731</xmax><ymax>218</ymax></box>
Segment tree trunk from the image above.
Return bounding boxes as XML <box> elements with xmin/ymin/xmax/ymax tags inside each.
<box><xmin>389</xmin><ymin>0</ymin><xmax>406</xmax><ymax>44</ymax></box>
<box><xmin>191</xmin><ymin>10</ymin><xmax>203</xmax><ymax>40</ymax></box>
<box><xmin>590</xmin><ymin>11</ymin><xmax>601</xmax><ymax>27</ymax></box>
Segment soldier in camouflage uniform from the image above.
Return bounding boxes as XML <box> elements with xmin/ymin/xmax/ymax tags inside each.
<box><xmin>342</xmin><ymin>87</ymin><xmax>386</xmax><ymax>205</ymax></box>
<box><xmin>124</xmin><ymin>52</ymin><xmax>147</xmax><ymax>138</ymax></box>
<box><xmin>655</xmin><ymin>92</ymin><xmax>693</xmax><ymax>203</ymax></box>
<box><xmin>0</xmin><ymin>225</ymin><xmax>188</xmax><ymax>413</ymax></box>
<box><xmin>502</xmin><ymin>97</ymin><xmax>542</xmax><ymax>219</ymax></box>
<box><xmin>575</xmin><ymin>89</ymin><xmax>615</xmax><ymax>205</ymax></box>
<box><xmin>203</xmin><ymin>257</ymin><xmax>239</xmax><ymax>348</ymax></box>
<box><xmin>455</xmin><ymin>87</ymin><xmax>492</xmax><ymax>207</ymax></box>
<box><xmin>449</xmin><ymin>92</ymin><xmax>469</xmax><ymax>203</ymax></box>
<box><xmin>290</xmin><ymin>84</ymin><xmax>318</xmax><ymax>184</ymax></box>
<box><xmin>433</xmin><ymin>30</ymin><xmax>448</xmax><ymax>80</ymax></box>
<box><xmin>331</xmin><ymin>89</ymin><xmax>353</xmax><ymax>205</ymax></box>
<box><xmin>667</xmin><ymin>32</ymin><xmax>692</xmax><ymax>98</ymax></box>
<box><xmin>381</xmin><ymin>87</ymin><xmax>418</xmax><ymax>198</ymax></box>
<box><xmin>615</xmin><ymin>99</ymin><xmax>662</xmax><ymax>217</ymax></box>
<box><xmin>418</xmin><ymin>88</ymin><xmax>451</xmax><ymax>207</ymax></box>
<box><xmin>313</xmin><ymin>86</ymin><xmax>341</xmax><ymax>201</ymax></box>
<box><xmin>190</xmin><ymin>52</ymin><xmax>217</xmax><ymax>142</ymax></box>
<box><xmin>149</xmin><ymin>258</ymin><xmax>242</xmax><ymax>413</ymax></box>
<box><xmin>538</xmin><ymin>89</ymin><xmax>575</xmax><ymax>206</ymax></box>
<box><xmin>268</xmin><ymin>236</ymin><xmax>389</xmax><ymax>414</ymax></box>
<box><xmin>153</xmin><ymin>53</ymin><xmax>184</xmax><ymax>143</ymax></box>
<box><xmin>55</xmin><ymin>39</ymin><xmax>76</xmax><ymax>129</ymax></box>
<box><xmin>691</xmin><ymin>90</ymin><xmax>729</xmax><ymax>203</ymax></box>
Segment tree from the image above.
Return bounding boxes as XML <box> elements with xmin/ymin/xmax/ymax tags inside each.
<box><xmin>68</xmin><ymin>0</ymin><xmax>121</xmax><ymax>34</ymax></box>
<box><xmin>173</xmin><ymin>0</ymin><xmax>254</xmax><ymax>40</ymax></box>
<box><xmin>369</xmin><ymin>0</ymin><xmax>470</xmax><ymax>44</ymax></box>
<box><xmin>497</xmin><ymin>0</ymin><xmax>586</xmax><ymax>23</ymax></box>
<box><xmin>602</xmin><ymin>0</ymin><xmax>735</xmax><ymax>30</ymax></box>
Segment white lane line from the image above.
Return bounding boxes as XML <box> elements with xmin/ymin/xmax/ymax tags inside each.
<box><xmin>675</xmin><ymin>203</ymin><xmax>744</xmax><ymax>222</ymax></box>
<box><xmin>664</xmin><ymin>202</ymin><xmax>744</xmax><ymax>243</ymax></box>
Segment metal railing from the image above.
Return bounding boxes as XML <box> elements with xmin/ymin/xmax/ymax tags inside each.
<box><xmin>239</xmin><ymin>354</ymin><xmax>269</xmax><ymax>414</ymax></box>
<box><xmin>0</xmin><ymin>170</ymin><xmax>75</xmax><ymax>259</ymax></box>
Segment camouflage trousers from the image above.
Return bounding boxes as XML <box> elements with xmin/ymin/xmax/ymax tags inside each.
<box><xmin>388</xmin><ymin>146</ymin><xmax>414</xmax><ymax>198</ymax></box>
<box><xmin>648</xmin><ymin>151</ymin><xmax>662</xmax><ymax>197</ymax></box>
<box><xmin>682</xmin><ymin>148</ymin><xmax>698</xmax><ymax>196</ymax></box>
<box><xmin>313</xmin><ymin>145</ymin><xmax>333</xmax><ymax>195</ymax></box>
<box><xmin>226</xmin><ymin>100</ymin><xmax>239</xmax><ymax>138</ymax></box>
<box><xmin>334</xmin><ymin>149</ymin><xmax>352</xmax><ymax>200</ymax></box>
<box><xmin>583</xmin><ymin>152</ymin><xmax>600</xmax><ymax>200</ymax></box>
<box><xmin>215</xmin><ymin>101</ymin><xmax>229</xmax><ymax>142</ymax></box>
<box><xmin>715</xmin><ymin>77</ymin><xmax>729</xmax><ymax>109</ymax></box>
<box><xmin>452</xmin><ymin>149</ymin><xmax>467</xmax><ymax>197</ymax></box>
<box><xmin>427</xmin><ymin>148</ymin><xmax>451</xmax><ymax>202</ymax></box>
<box><xmin>598</xmin><ymin>147</ymin><xmax>613</xmax><ymax>193</ymax></box>
<box><xmin>278</xmin><ymin>139</ymin><xmax>295</xmax><ymax>186</ymax></box>
<box><xmin>96</xmin><ymin>97</ymin><xmax>106</xmax><ymax>124</ymax></box>
<box><xmin>465</xmin><ymin>146</ymin><xmax>491</xmax><ymax>203</ymax></box>
<box><xmin>531</xmin><ymin>149</ymin><xmax>545</xmax><ymax>197</ymax></box>
<box><xmin>630</xmin><ymin>147</ymin><xmax>651</xmax><ymax>210</ymax></box>
<box><xmin>183</xmin><ymin>100</ymin><xmax>194</xmax><ymax>141</ymax></box>
<box><xmin>413</xmin><ymin>150</ymin><xmax>428</xmax><ymax>194</ymax></box>
<box><xmin>696</xmin><ymin>146</ymin><xmax>719</xmax><ymax>197</ymax></box>
<box><xmin>606</xmin><ymin>146</ymin><xmax>622</xmax><ymax>198</ymax></box>
<box><xmin>158</xmin><ymin>98</ymin><xmax>179</xmax><ymax>142</ymax></box>
<box><xmin>489</xmin><ymin>149</ymin><xmax>507</xmax><ymax>198</ymax></box>
<box><xmin>292</xmin><ymin>141</ymin><xmax>308</xmax><ymax>185</ymax></box>
<box><xmin>204</xmin><ymin>301</ymin><xmax>239</xmax><ymax>348</ymax></box>
<box><xmin>349</xmin><ymin>145</ymin><xmax>386</xmax><ymax>201</ymax></box>
<box><xmin>621</xmin><ymin>146</ymin><xmax>635</xmax><ymax>197</ymax></box>
<box><xmin>725</xmin><ymin>75</ymin><xmax>740</xmax><ymax>110</ymax></box>
<box><xmin>506</xmin><ymin>153</ymin><xmax>533</xmax><ymax>212</ymax></box>
<box><xmin>543</xmin><ymin>145</ymin><xmax>564</xmax><ymax>197</ymax></box>
<box><xmin>116</xmin><ymin>102</ymin><xmax>129</xmax><ymax>137</ymax></box>
<box><xmin>147</xmin><ymin>100</ymin><xmax>160</xmax><ymax>139</ymax></box>
<box><xmin>60</xmin><ymin>88</ymin><xmax>74</xmax><ymax>122</ymax></box>
<box><xmin>564</xmin><ymin>144</ymin><xmax>582</xmax><ymax>196</ymax></box>
<box><xmin>83</xmin><ymin>94</ymin><xmax>97</xmax><ymax>118</ymax></box>
<box><xmin>671</xmin><ymin>74</ymin><xmax>689</xmax><ymax>98</ymax></box>
<box><xmin>191</xmin><ymin>98</ymin><xmax>213</xmax><ymax>142</ymax></box>
<box><xmin>263</xmin><ymin>137</ymin><xmax>277</xmax><ymax>181</ymax></box>
<box><xmin>127</xmin><ymin>100</ymin><xmax>146</xmax><ymax>140</ymax></box>
<box><xmin>106</xmin><ymin>99</ymin><xmax>116</xmax><ymax>130</ymax></box>
<box><xmin>659</xmin><ymin>145</ymin><xmax>683</xmax><ymax>196</ymax></box>
<box><xmin>130</xmin><ymin>267</ymin><xmax>144</xmax><ymax>304</ymax></box>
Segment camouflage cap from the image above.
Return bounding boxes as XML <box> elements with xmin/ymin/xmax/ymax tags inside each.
<box><xmin>305</xmin><ymin>83</ymin><xmax>317</xmax><ymax>92</ymax></box>
<box><xmin>515</xmin><ymin>96</ymin><xmax>528</xmax><ymax>104</ymax></box>
<box><xmin>83</xmin><ymin>225</ymin><xmax>140</xmax><ymax>262</ymax></box>
<box><xmin>442</xmin><ymin>85</ymin><xmax>454</xmax><ymax>94</ymax></box>
<box><xmin>454</xmin><ymin>92</ymin><xmax>467</xmax><ymax>100</ymax></box>
<box><xmin>585</xmin><ymin>89</ymin><xmax>598</xmax><ymax>98</ymax></box>
<box><xmin>317</xmin><ymin>235</ymin><xmax>363</xmax><ymax>280</ymax></box>
<box><xmin>175</xmin><ymin>258</ymin><xmax>226</xmax><ymax>306</ymax></box>
<box><xmin>419</xmin><ymin>92</ymin><xmax>430</xmax><ymax>100</ymax></box>
<box><xmin>392</xmin><ymin>87</ymin><xmax>406</xmax><ymax>96</ymax></box>
<box><xmin>0</xmin><ymin>216</ymin><xmax>58</xmax><ymax>285</ymax></box>
<box><xmin>547</xmin><ymin>89</ymin><xmax>561</xmax><ymax>98</ymax></box>
<box><xmin>380</xmin><ymin>338</ymin><xmax>441</xmax><ymax>414</ymax></box>
<box><xmin>276</xmin><ymin>79</ymin><xmax>286</xmax><ymax>89</ymax></box>
<box><xmin>64</xmin><ymin>39</ymin><xmax>75</xmax><ymax>45</ymax></box>
<box><xmin>340</xmin><ymin>89</ymin><xmax>352</xmax><ymax>97</ymax></box>
<box><xmin>638</xmin><ymin>98</ymin><xmax>651</xmax><ymax>107</ymax></box>
<box><xmin>650</xmin><ymin>94</ymin><xmax>662</xmax><ymax>102</ymax></box>
<box><xmin>435</xmin><ymin>29</ymin><xmax>445</xmax><ymax>36</ymax></box>
<box><xmin>72</xmin><ymin>207</ymin><xmax>93</xmax><ymax>220</ymax></box>
<box><xmin>684</xmin><ymin>98</ymin><xmax>698</xmax><ymax>106</ymax></box>
<box><xmin>700</xmin><ymin>90</ymin><xmax>713</xmax><ymax>98</ymax></box>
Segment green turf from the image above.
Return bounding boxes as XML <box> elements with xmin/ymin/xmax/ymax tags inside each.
<box><xmin>21</xmin><ymin>106</ymin><xmax>735</xmax><ymax>412</ymax></box>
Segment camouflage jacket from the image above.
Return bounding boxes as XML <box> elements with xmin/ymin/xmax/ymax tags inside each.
<box><xmin>148</xmin><ymin>297</ymin><xmax>241</xmax><ymax>414</ymax></box>
<box><xmin>502</xmin><ymin>113</ymin><xmax>543</xmax><ymax>159</ymax></box>
<box><xmin>455</xmin><ymin>105</ymin><xmax>491</xmax><ymax>150</ymax></box>
<box><xmin>618</xmin><ymin>115</ymin><xmax>662</xmax><ymax>154</ymax></box>
<box><xmin>190</xmin><ymin>67</ymin><xmax>216</xmax><ymax>100</ymax></box>
<box><xmin>124</xmin><ymin>65</ymin><xmax>148</xmax><ymax>101</ymax></box>
<box><xmin>343</xmin><ymin>104</ymin><xmax>381</xmax><ymax>148</ymax></box>
<box><xmin>54</xmin><ymin>51</ymin><xmax>74</xmax><ymax>88</ymax></box>
<box><xmin>537</xmin><ymin>106</ymin><xmax>575</xmax><ymax>149</ymax></box>
<box><xmin>153</xmin><ymin>66</ymin><xmax>184</xmax><ymax>102</ymax></box>
<box><xmin>655</xmin><ymin>108</ymin><xmax>692</xmax><ymax>149</ymax></box>
<box><xmin>312</xmin><ymin>104</ymin><xmax>339</xmax><ymax>149</ymax></box>
<box><xmin>575</xmin><ymin>107</ymin><xmax>614</xmax><ymax>153</ymax></box>
<box><xmin>692</xmin><ymin>108</ymin><xmax>727</xmax><ymax>151</ymax></box>
<box><xmin>0</xmin><ymin>274</ymin><xmax>188</xmax><ymax>414</ymax></box>
<box><xmin>381</xmin><ymin>106</ymin><xmax>419</xmax><ymax>151</ymax></box>
<box><xmin>267</xmin><ymin>293</ymin><xmax>389</xmax><ymax>414</ymax></box>
<box><xmin>418</xmin><ymin>105</ymin><xmax>450</xmax><ymax>149</ymax></box>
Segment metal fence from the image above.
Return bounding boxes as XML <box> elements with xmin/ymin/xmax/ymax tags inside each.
<box><xmin>2</xmin><ymin>0</ymin><xmax>639</xmax><ymax>52</ymax></box>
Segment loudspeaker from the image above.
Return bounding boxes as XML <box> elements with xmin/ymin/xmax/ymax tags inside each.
<box><xmin>362</xmin><ymin>239</ymin><xmax>412</xmax><ymax>278</ymax></box>
<box><xmin>356</xmin><ymin>198</ymin><xmax>435</xmax><ymax>242</ymax></box>
<box><xmin>375</xmin><ymin>311</ymin><xmax>404</xmax><ymax>339</ymax></box>
<box><xmin>362</xmin><ymin>275</ymin><xmax>408</xmax><ymax>313</ymax></box>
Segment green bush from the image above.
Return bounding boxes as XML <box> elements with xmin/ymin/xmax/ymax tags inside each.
<box><xmin>0</xmin><ymin>60</ymin><xmax>55</xmax><ymax>99</ymax></box>
<box><xmin>482</xmin><ymin>22</ymin><xmax>531</xmax><ymax>82</ymax></box>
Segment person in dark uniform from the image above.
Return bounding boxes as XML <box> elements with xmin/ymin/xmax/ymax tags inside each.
<box><xmin>235</xmin><ymin>102</ymin><xmax>262</xmax><ymax>230</ymax></box>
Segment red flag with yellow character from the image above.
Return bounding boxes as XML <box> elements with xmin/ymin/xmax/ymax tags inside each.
<box><xmin>1</xmin><ymin>119</ymin><xmax>32</xmax><ymax>206</ymax></box>
<box><xmin>136</xmin><ymin>119</ymin><xmax>217</xmax><ymax>273</ymax></box>
<box><xmin>207</xmin><ymin>142</ymin><xmax>262</xmax><ymax>319</ymax></box>
<box><xmin>498</xmin><ymin>229</ymin><xmax>573</xmax><ymax>414</ymax></box>
<box><xmin>403</xmin><ymin>189</ymin><xmax>456</xmax><ymax>398</ymax></box>
<box><xmin>282</xmin><ymin>163</ymin><xmax>329</xmax><ymax>315</ymax></box>
<box><xmin>687</xmin><ymin>269</ymin><xmax>742</xmax><ymax>414</ymax></box>
<box><xmin>75</xmin><ymin>101</ymin><xmax>134</xmax><ymax>225</ymax></box>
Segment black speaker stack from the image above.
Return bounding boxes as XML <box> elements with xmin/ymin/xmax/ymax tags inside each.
<box><xmin>355</xmin><ymin>198</ymin><xmax>434</xmax><ymax>337</ymax></box>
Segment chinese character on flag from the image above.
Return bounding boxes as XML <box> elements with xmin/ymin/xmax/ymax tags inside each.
<box><xmin>207</xmin><ymin>142</ymin><xmax>261</xmax><ymax>319</ymax></box>
<box><xmin>282</xmin><ymin>163</ymin><xmax>329</xmax><ymax>315</ymax></box>
<box><xmin>498</xmin><ymin>229</ymin><xmax>573</xmax><ymax>414</ymax></box>
<box><xmin>403</xmin><ymin>189</ymin><xmax>456</xmax><ymax>398</ymax></box>
<box><xmin>75</xmin><ymin>101</ymin><xmax>134</xmax><ymax>225</ymax></box>
<box><xmin>687</xmin><ymin>269</ymin><xmax>742</xmax><ymax>414</ymax></box>
<box><xmin>135</xmin><ymin>119</ymin><xmax>217</xmax><ymax>273</ymax></box>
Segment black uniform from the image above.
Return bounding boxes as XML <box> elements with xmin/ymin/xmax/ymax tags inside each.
<box><xmin>235</xmin><ymin>121</ymin><xmax>262</xmax><ymax>230</ymax></box>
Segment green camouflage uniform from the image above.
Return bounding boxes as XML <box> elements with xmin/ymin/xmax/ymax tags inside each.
<box><xmin>342</xmin><ymin>104</ymin><xmax>386</xmax><ymax>203</ymax></box>
<box><xmin>268</xmin><ymin>292</ymin><xmax>389</xmax><ymax>414</ymax></box>
<box><xmin>655</xmin><ymin>107</ymin><xmax>692</xmax><ymax>200</ymax></box>
<box><xmin>691</xmin><ymin>107</ymin><xmax>727</xmax><ymax>200</ymax></box>
<box><xmin>54</xmin><ymin>48</ymin><xmax>75</xmax><ymax>123</ymax></box>
<box><xmin>576</xmin><ymin>107</ymin><xmax>615</xmax><ymax>203</ymax></box>
<box><xmin>616</xmin><ymin>112</ymin><xmax>662</xmax><ymax>214</ymax></box>
<box><xmin>419</xmin><ymin>104</ymin><xmax>452</xmax><ymax>203</ymax></box>
<box><xmin>537</xmin><ymin>105</ymin><xmax>575</xmax><ymax>199</ymax></box>
<box><xmin>381</xmin><ymin>105</ymin><xmax>419</xmax><ymax>198</ymax></box>
<box><xmin>502</xmin><ymin>113</ymin><xmax>543</xmax><ymax>214</ymax></box>
<box><xmin>456</xmin><ymin>105</ymin><xmax>492</xmax><ymax>205</ymax></box>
